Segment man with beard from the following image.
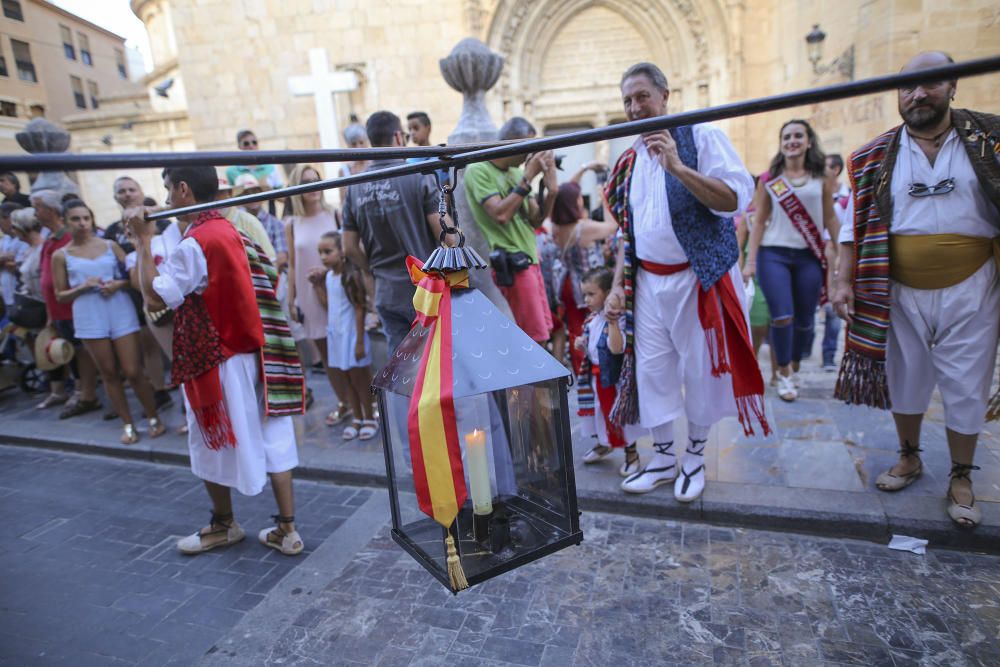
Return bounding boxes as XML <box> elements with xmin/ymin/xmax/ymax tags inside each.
<box><xmin>604</xmin><ymin>62</ymin><xmax>768</xmax><ymax>504</ymax></box>
<box><xmin>833</xmin><ymin>51</ymin><xmax>1000</xmax><ymax>529</ymax></box>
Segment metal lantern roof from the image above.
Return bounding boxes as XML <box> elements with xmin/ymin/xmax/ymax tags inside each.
<box><xmin>372</xmin><ymin>288</ymin><xmax>570</xmax><ymax>398</ymax></box>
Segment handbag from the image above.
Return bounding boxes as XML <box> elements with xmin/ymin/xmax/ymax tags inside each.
<box><xmin>9</xmin><ymin>292</ymin><xmax>46</xmax><ymax>329</ymax></box>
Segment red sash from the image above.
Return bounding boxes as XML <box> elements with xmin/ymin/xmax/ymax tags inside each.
<box><xmin>767</xmin><ymin>175</ymin><xmax>828</xmax><ymax>303</ymax></box>
<box><xmin>639</xmin><ymin>260</ymin><xmax>770</xmax><ymax>438</ymax></box>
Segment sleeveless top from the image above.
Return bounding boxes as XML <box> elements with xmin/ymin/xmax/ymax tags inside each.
<box><xmin>761</xmin><ymin>175</ymin><xmax>824</xmax><ymax>250</ymax></box>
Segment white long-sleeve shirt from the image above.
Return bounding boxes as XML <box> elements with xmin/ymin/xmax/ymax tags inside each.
<box><xmin>629</xmin><ymin>124</ymin><xmax>754</xmax><ymax>264</ymax></box>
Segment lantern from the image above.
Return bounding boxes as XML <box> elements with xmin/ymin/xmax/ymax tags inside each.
<box><xmin>372</xmin><ymin>226</ymin><xmax>582</xmax><ymax>593</ymax></box>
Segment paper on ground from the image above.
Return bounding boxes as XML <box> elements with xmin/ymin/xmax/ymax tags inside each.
<box><xmin>888</xmin><ymin>534</ymin><xmax>929</xmax><ymax>555</ymax></box>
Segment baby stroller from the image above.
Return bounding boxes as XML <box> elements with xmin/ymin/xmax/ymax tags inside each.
<box><xmin>0</xmin><ymin>294</ymin><xmax>48</xmax><ymax>395</ymax></box>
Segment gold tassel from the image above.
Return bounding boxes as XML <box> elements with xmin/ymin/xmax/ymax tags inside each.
<box><xmin>445</xmin><ymin>534</ymin><xmax>469</xmax><ymax>591</ymax></box>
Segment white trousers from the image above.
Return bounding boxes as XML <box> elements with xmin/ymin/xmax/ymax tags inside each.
<box><xmin>184</xmin><ymin>352</ymin><xmax>299</xmax><ymax>496</ymax></box>
<box><xmin>887</xmin><ymin>259</ymin><xmax>1000</xmax><ymax>435</ymax></box>
<box><xmin>633</xmin><ymin>264</ymin><xmax>746</xmax><ymax>429</ymax></box>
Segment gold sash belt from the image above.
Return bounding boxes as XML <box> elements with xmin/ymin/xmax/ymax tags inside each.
<box><xmin>890</xmin><ymin>233</ymin><xmax>1000</xmax><ymax>289</ymax></box>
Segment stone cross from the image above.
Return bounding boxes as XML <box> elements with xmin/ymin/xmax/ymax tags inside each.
<box><xmin>289</xmin><ymin>48</ymin><xmax>358</xmax><ymax>199</ymax></box>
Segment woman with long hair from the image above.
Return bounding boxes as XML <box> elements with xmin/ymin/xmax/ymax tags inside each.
<box><xmin>549</xmin><ymin>166</ymin><xmax>619</xmax><ymax>372</ymax></box>
<box><xmin>743</xmin><ymin>120</ymin><xmax>839</xmax><ymax>402</ymax></box>
<box><xmin>283</xmin><ymin>164</ymin><xmax>346</xmax><ymax>425</ymax></box>
<box><xmin>51</xmin><ymin>200</ymin><xmax>165</xmax><ymax>443</ymax></box>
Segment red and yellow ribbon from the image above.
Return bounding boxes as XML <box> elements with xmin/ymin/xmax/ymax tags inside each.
<box><xmin>405</xmin><ymin>256</ymin><xmax>471</xmax><ymax>589</ymax></box>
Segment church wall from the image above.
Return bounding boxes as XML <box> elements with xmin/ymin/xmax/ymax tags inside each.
<box><xmin>165</xmin><ymin>0</ymin><xmax>470</xmax><ymax>163</ymax></box>
<box><xmin>738</xmin><ymin>0</ymin><xmax>1000</xmax><ymax>175</ymax></box>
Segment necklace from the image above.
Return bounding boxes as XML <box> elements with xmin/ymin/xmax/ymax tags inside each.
<box><xmin>906</xmin><ymin>126</ymin><xmax>951</xmax><ymax>148</ymax></box>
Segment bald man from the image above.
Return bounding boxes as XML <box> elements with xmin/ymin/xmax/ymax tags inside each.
<box><xmin>832</xmin><ymin>51</ymin><xmax>1000</xmax><ymax>529</ymax></box>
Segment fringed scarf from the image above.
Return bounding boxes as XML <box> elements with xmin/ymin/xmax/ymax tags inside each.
<box><xmin>835</xmin><ymin>109</ymin><xmax>1000</xmax><ymax>417</ymax></box>
<box><xmin>576</xmin><ymin>312</ymin><xmax>597</xmax><ymax>417</ymax></box>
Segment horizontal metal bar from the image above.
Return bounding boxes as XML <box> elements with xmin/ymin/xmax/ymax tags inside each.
<box><xmin>0</xmin><ymin>142</ymin><xmax>511</xmax><ymax>172</ymax></box>
<box><xmin>146</xmin><ymin>55</ymin><xmax>1000</xmax><ymax>222</ymax></box>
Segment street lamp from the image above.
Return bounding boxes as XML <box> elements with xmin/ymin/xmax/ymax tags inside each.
<box><xmin>805</xmin><ymin>24</ymin><xmax>855</xmax><ymax>80</ymax></box>
<box><xmin>373</xmin><ymin>216</ymin><xmax>582</xmax><ymax>593</ymax></box>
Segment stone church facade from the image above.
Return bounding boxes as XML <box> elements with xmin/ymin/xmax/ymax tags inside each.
<box><xmin>62</xmin><ymin>0</ymin><xmax>999</xmax><ymax>224</ymax></box>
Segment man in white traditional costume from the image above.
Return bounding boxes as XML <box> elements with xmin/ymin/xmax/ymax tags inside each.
<box><xmin>604</xmin><ymin>62</ymin><xmax>769</xmax><ymax>503</ymax></box>
<box><xmin>127</xmin><ymin>166</ymin><xmax>307</xmax><ymax>554</ymax></box>
<box><xmin>833</xmin><ymin>51</ymin><xmax>1000</xmax><ymax>529</ymax></box>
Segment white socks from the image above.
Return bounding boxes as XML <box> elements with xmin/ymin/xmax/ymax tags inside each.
<box><xmin>682</xmin><ymin>422</ymin><xmax>709</xmax><ymax>476</ymax></box>
<box><xmin>649</xmin><ymin>422</ymin><xmax>676</xmax><ymax>470</ymax></box>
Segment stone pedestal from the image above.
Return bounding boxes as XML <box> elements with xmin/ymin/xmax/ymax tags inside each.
<box><xmin>15</xmin><ymin>118</ymin><xmax>80</xmax><ymax>200</ymax></box>
<box><xmin>441</xmin><ymin>39</ymin><xmax>511</xmax><ymax>318</ymax></box>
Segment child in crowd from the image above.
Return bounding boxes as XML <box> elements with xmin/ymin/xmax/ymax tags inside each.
<box><xmin>577</xmin><ymin>266</ymin><xmax>640</xmax><ymax>477</ymax></box>
<box><xmin>309</xmin><ymin>231</ymin><xmax>377</xmax><ymax>441</ymax></box>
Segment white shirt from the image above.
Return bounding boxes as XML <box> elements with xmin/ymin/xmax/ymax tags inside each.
<box><xmin>125</xmin><ymin>221</ymin><xmax>184</xmax><ymax>272</ymax></box>
<box><xmin>761</xmin><ymin>175</ymin><xmax>824</xmax><ymax>249</ymax></box>
<box><xmin>152</xmin><ymin>237</ymin><xmax>208</xmax><ymax>309</ymax></box>
<box><xmin>629</xmin><ymin>124</ymin><xmax>753</xmax><ymax>264</ymax></box>
<box><xmin>839</xmin><ymin>129</ymin><xmax>1000</xmax><ymax>243</ymax></box>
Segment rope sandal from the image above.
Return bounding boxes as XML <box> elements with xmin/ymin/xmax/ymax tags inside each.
<box><xmin>947</xmin><ymin>462</ymin><xmax>981</xmax><ymax>529</ymax></box>
<box><xmin>875</xmin><ymin>444</ymin><xmax>923</xmax><ymax>491</ymax></box>
<box><xmin>177</xmin><ymin>511</ymin><xmax>245</xmax><ymax>554</ymax></box>
<box><xmin>258</xmin><ymin>514</ymin><xmax>304</xmax><ymax>556</ymax></box>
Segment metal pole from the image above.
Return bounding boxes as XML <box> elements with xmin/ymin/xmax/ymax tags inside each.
<box><xmin>0</xmin><ymin>141</ymin><xmax>512</xmax><ymax>173</ymax></box>
<box><xmin>145</xmin><ymin>55</ymin><xmax>1000</xmax><ymax>221</ymax></box>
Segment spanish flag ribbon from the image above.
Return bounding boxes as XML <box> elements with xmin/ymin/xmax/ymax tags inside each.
<box><xmin>405</xmin><ymin>256</ymin><xmax>471</xmax><ymax>590</ymax></box>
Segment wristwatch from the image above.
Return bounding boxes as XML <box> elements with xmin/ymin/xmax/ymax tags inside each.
<box><xmin>513</xmin><ymin>181</ymin><xmax>531</xmax><ymax>197</ymax></box>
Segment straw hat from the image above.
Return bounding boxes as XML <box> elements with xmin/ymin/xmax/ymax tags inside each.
<box><xmin>34</xmin><ymin>326</ymin><xmax>75</xmax><ymax>371</ymax></box>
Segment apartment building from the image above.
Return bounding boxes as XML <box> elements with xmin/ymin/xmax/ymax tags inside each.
<box><xmin>0</xmin><ymin>0</ymin><xmax>130</xmax><ymax>123</ymax></box>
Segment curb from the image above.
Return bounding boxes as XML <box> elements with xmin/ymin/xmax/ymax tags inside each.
<box><xmin>4</xmin><ymin>433</ymin><xmax>998</xmax><ymax>555</ymax></box>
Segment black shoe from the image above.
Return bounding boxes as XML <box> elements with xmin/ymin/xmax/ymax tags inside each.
<box><xmin>155</xmin><ymin>389</ymin><xmax>174</xmax><ymax>410</ymax></box>
<box><xmin>60</xmin><ymin>399</ymin><xmax>102</xmax><ymax>420</ymax></box>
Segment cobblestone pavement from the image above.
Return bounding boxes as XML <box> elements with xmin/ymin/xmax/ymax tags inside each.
<box><xmin>5</xmin><ymin>445</ymin><xmax>1000</xmax><ymax>666</ymax></box>
<box><xmin>0</xmin><ymin>445</ymin><xmax>371</xmax><ymax>666</ymax></box>
<box><xmin>209</xmin><ymin>517</ymin><xmax>1000</xmax><ymax>666</ymax></box>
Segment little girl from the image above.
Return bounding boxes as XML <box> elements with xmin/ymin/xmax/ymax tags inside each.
<box><xmin>576</xmin><ymin>267</ymin><xmax>640</xmax><ymax>476</ymax></box>
<box><xmin>310</xmin><ymin>231</ymin><xmax>377</xmax><ymax>440</ymax></box>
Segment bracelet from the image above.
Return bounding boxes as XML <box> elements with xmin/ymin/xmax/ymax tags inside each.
<box><xmin>512</xmin><ymin>184</ymin><xmax>530</xmax><ymax>197</ymax></box>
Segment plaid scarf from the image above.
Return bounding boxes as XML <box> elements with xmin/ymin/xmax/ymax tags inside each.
<box><xmin>835</xmin><ymin>109</ymin><xmax>1000</xmax><ymax>418</ymax></box>
<box><xmin>576</xmin><ymin>312</ymin><xmax>597</xmax><ymax>416</ymax></box>
<box><xmin>241</xmin><ymin>235</ymin><xmax>305</xmax><ymax>417</ymax></box>
<box><xmin>603</xmin><ymin>149</ymin><xmax>640</xmax><ymax>426</ymax></box>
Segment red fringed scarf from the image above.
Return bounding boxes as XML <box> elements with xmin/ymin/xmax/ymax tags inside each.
<box><xmin>640</xmin><ymin>259</ymin><xmax>770</xmax><ymax>437</ymax></box>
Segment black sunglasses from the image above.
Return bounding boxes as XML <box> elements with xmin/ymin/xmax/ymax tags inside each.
<box><xmin>907</xmin><ymin>177</ymin><xmax>955</xmax><ymax>198</ymax></box>
<box><xmin>241</xmin><ymin>139</ymin><xmax>258</xmax><ymax>147</ymax></box>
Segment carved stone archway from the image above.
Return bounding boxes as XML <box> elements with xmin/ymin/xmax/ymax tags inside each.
<box><xmin>485</xmin><ymin>0</ymin><xmax>734</xmax><ymax>129</ymax></box>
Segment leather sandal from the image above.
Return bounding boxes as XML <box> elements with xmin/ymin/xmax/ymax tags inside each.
<box><xmin>59</xmin><ymin>398</ymin><xmax>101</xmax><ymax>420</ymax></box>
<box><xmin>148</xmin><ymin>418</ymin><xmax>166</xmax><ymax>439</ymax></box>
<box><xmin>258</xmin><ymin>514</ymin><xmax>304</xmax><ymax>556</ymax></box>
<box><xmin>875</xmin><ymin>445</ymin><xmax>923</xmax><ymax>491</ymax></box>
<box><xmin>947</xmin><ymin>462</ymin><xmax>981</xmax><ymax>529</ymax></box>
<box><xmin>121</xmin><ymin>424</ymin><xmax>140</xmax><ymax>445</ymax></box>
<box><xmin>36</xmin><ymin>393</ymin><xmax>68</xmax><ymax>410</ymax></box>
<box><xmin>325</xmin><ymin>403</ymin><xmax>353</xmax><ymax>427</ymax></box>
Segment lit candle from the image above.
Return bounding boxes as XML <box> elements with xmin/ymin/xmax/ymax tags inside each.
<box><xmin>464</xmin><ymin>429</ymin><xmax>493</xmax><ymax>515</ymax></box>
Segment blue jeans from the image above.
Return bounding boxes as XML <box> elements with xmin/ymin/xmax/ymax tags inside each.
<box><xmin>756</xmin><ymin>246</ymin><xmax>823</xmax><ymax>367</ymax></box>
<box><xmin>821</xmin><ymin>303</ymin><xmax>841</xmax><ymax>365</ymax></box>
<box><xmin>375</xmin><ymin>279</ymin><xmax>417</xmax><ymax>354</ymax></box>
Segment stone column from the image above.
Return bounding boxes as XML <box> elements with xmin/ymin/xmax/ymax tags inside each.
<box><xmin>440</xmin><ymin>38</ymin><xmax>512</xmax><ymax>317</ymax></box>
<box><xmin>16</xmin><ymin>118</ymin><xmax>81</xmax><ymax>200</ymax></box>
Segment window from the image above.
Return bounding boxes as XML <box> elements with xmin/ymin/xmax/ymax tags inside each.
<box><xmin>60</xmin><ymin>25</ymin><xmax>75</xmax><ymax>60</ymax></box>
<box><xmin>70</xmin><ymin>75</ymin><xmax>85</xmax><ymax>109</ymax></box>
<box><xmin>115</xmin><ymin>49</ymin><xmax>127</xmax><ymax>79</ymax></box>
<box><xmin>2</xmin><ymin>0</ymin><xmax>23</xmax><ymax>21</ymax></box>
<box><xmin>0</xmin><ymin>101</ymin><xmax>15</xmax><ymax>117</ymax></box>
<box><xmin>0</xmin><ymin>55</ymin><xmax>7</xmax><ymax>77</ymax></box>
<box><xmin>10</xmin><ymin>40</ymin><xmax>35</xmax><ymax>83</ymax></box>
<box><xmin>78</xmin><ymin>32</ymin><xmax>91</xmax><ymax>66</ymax></box>
<box><xmin>87</xmin><ymin>80</ymin><xmax>98</xmax><ymax>109</ymax></box>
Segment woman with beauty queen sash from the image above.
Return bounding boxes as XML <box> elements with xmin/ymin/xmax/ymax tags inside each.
<box><xmin>743</xmin><ymin>119</ymin><xmax>840</xmax><ymax>403</ymax></box>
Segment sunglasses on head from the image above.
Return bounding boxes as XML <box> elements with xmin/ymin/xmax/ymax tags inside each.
<box><xmin>907</xmin><ymin>177</ymin><xmax>955</xmax><ymax>198</ymax></box>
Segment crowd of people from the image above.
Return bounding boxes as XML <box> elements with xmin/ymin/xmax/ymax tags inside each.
<box><xmin>0</xmin><ymin>50</ymin><xmax>996</xmax><ymax>544</ymax></box>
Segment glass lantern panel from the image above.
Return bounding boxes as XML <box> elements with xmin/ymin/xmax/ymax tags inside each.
<box><xmin>381</xmin><ymin>378</ymin><xmax>578</xmax><ymax>587</ymax></box>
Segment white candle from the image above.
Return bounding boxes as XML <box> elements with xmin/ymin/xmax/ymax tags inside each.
<box><xmin>464</xmin><ymin>429</ymin><xmax>493</xmax><ymax>515</ymax></box>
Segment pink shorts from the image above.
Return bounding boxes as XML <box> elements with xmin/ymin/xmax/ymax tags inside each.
<box><xmin>496</xmin><ymin>263</ymin><xmax>553</xmax><ymax>343</ymax></box>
